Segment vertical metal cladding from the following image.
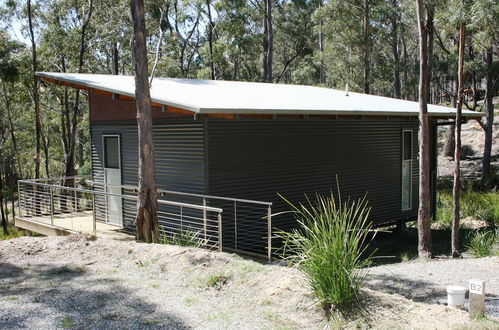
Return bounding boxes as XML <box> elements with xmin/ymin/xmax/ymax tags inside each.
<box><xmin>90</xmin><ymin>120</ymin><xmax>206</xmax><ymax>233</ymax></box>
<box><xmin>206</xmin><ymin>118</ymin><xmax>423</xmax><ymax>237</ymax></box>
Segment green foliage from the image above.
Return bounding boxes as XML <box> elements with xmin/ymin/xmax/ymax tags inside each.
<box><xmin>0</xmin><ymin>225</ymin><xmax>24</xmax><ymax>240</ymax></box>
<box><xmin>433</xmin><ymin>192</ymin><xmax>454</xmax><ymax>228</ymax></box>
<box><xmin>277</xmin><ymin>192</ymin><xmax>373</xmax><ymax>310</ymax></box>
<box><xmin>466</xmin><ymin>229</ymin><xmax>498</xmax><ymax>257</ymax></box>
<box><xmin>205</xmin><ymin>272</ymin><xmax>232</xmax><ymax>290</ymax></box>
<box><xmin>160</xmin><ymin>229</ymin><xmax>204</xmax><ymax>248</ymax></box>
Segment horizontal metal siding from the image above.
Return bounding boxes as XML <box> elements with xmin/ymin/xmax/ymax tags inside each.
<box><xmin>91</xmin><ymin>121</ymin><xmax>206</xmax><ymax>233</ymax></box>
<box><xmin>206</xmin><ymin>119</ymin><xmax>420</xmax><ymax>236</ymax></box>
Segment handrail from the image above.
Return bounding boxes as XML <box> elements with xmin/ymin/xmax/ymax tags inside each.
<box><xmin>18</xmin><ymin>179</ymin><xmax>223</xmax><ymax>213</ymax></box>
<box><xmin>20</xmin><ymin>176</ymin><xmax>273</xmax><ymax>206</ymax></box>
<box><xmin>87</xmin><ymin>179</ymin><xmax>273</xmax><ymax>206</ymax></box>
<box><xmin>23</xmin><ymin>175</ymin><xmax>92</xmax><ymax>182</ymax></box>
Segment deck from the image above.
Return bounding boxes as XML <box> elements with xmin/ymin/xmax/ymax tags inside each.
<box><xmin>14</xmin><ymin>211</ymin><xmax>133</xmax><ymax>241</ymax></box>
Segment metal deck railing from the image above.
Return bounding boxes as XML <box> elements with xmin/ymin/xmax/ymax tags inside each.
<box><xmin>17</xmin><ymin>176</ymin><xmax>273</xmax><ymax>260</ymax></box>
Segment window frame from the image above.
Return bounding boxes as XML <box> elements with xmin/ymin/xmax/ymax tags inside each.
<box><xmin>102</xmin><ymin>134</ymin><xmax>121</xmax><ymax>170</ymax></box>
<box><xmin>401</xmin><ymin>129</ymin><xmax>413</xmax><ymax>211</ymax></box>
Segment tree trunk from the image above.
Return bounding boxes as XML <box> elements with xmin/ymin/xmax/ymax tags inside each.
<box><xmin>0</xmin><ymin>171</ymin><xmax>7</xmax><ymax>235</ymax></box>
<box><xmin>426</xmin><ymin>6</ymin><xmax>434</xmax><ymax>103</ymax></box>
<box><xmin>63</xmin><ymin>0</ymin><xmax>94</xmax><ymax>188</ymax></box>
<box><xmin>452</xmin><ymin>10</ymin><xmax>466</xmax><ymax>258</ymax></box>
<box><xmin>206</xmin><ymin>0</ymin><xmax>215</xmax><ymax>80</ymax></box>
<box><xmin>416</xmin><ymin>0</ymin><xmax>432</xmax><ymax>258</ymax></box>
<box><xmin>319</xmin><ymin>0</ymin><xmax>325</xmax><ymax>84</ymax></box>
<box><xmin>0</xmin><ymin>112</ymin><xmax>7</xmax><ymax>235</ymax></box>
<box><xmin>482</xmin><ymin>48</ymin><xmax>494</xmax><ymax>180</ymax></box>
<box><xmin>363</xmin><ymin>0</ymin><xmax>370</xmax><ymax>94</ymax></box>
<box><xmin>443</xmin><ymin>125</ymin><xmax>455</xmax><ymax>158</ymax></box>
<box><xmin>2</xmin><ymin>81</ymin><xmax>23</xmax><ymax>179</ymax></box>
<box><xmin>391</xmin><ymin>0</ymin><xmax>401</xmax><ymax>99</ymax></box>
<box><xmin>131</xmin><ymin>0</ymin><xmax>159</xmax><ymax>243</ymax></box>
<box><xmin>112</xmin><ymin>42</ymin><xmax>119</xmax><ymax>75</ymax></box>
<box><xmin>42</xmin><ymin>130</ymin><xmax>50</xmax><ymax>177</ymax></box>
<box><xmin>27</xmin><ymin>0</ymin><xmax>41</xmax><ymax>180</ymax></box>
<box><xmin>263</xmin><ymin>0</ymin><xmax>273</xmax><ymax>83</ymax></box>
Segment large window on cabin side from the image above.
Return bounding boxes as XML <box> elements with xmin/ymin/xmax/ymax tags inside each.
<box><xmin>402</xmin><ymin>130</ymin><xmax>413</xmax><ymax>210</ymax></box>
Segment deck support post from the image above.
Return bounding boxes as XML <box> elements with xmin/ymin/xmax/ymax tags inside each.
<box><xmin>267</xmin><ymin>206</ymin><xmax>272</xmax><ymax>262</ymax></box>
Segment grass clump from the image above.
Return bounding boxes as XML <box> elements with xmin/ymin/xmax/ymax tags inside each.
<box><xmin>277</xmin><ymin>192</ymin><xmax>373</xmax><ymax>311</ymax></box>
<box><xmin>206</xmin><ymin>272</ymin><xmax>232</xmax><ymax>290</ymax></box>
<box><xmin>160</xmin><ymin>229</ymin><xmax>204</xmax><ymax>248</ymax></box>
<box><xmin>0</xmin><ymin>225</ymin><xmax>25</xmax><ymax>240</ymax></box>
<box><xmin>466</xmin><ymin>229</ymin><xmax>498</xmax><ymax>257</ymax></box>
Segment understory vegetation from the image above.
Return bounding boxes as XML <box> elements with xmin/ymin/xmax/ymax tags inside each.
<box><xmin>277</xmin><ymin>193</ymin><xmax>373</xmax><ymax>311</ymax></box>
<box><xmin>160</xmin><ymin>229</ymin><xmax>204</xmax><ymax>248</ymax></box>
<box><xmin>431</xmin><ymin>174</ymin><xmax>499</xmax><ymax>257</ymax></box>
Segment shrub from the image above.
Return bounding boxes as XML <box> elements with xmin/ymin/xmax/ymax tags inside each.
<box><xmin>277</xmin><ymin>192</ymin><xmax>373</xmax><ymax>311</ymax></box>
<box><xmin>466</xmin><ymin>229</ymin><xmax>497</xmax><ymax>257</ymax></box>
<box><xmin>460</xmin><ymin>145</ymin><xmax>476</xmax><ymax>159</ymax></box>
<box><xmin>160</xmin><ymin>229</ymin><xmax>204</xmax><ymax>248</ymax></box>
<box><xmin>433</xmin><ymin>192</ymin><xmax>453</xmax><ymax>228</ymax></box>
<box><xmin>0</xmin><ymin>225</ymin><xmax>24</xmax><ymax>240</ymax></box>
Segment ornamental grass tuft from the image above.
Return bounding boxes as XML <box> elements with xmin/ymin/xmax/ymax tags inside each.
<box><xmin>277</xmin><ymin>192</ymin><xmax>374</xmax><ymax>311</ymax></box>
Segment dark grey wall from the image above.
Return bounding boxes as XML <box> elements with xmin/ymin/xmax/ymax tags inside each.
<box><xmin>90</xmin><ymin>117</ymin><xmax>434</xmax><ymax>255</ymax></box>
<box><xmin>206</xmin><ymin>118</ymin><xmax>421</xmax><ymax>233</ymax></box>
<box><xmin>91</xmin><ymin>120</ymin><xmax>206</xmax><ymax>232</ymax></box>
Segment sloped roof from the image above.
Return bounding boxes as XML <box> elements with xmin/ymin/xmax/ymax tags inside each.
<box><xmin>36</xmin><ymin>72</ymin><xmax>482</xmax><ymax>118</ymax></box>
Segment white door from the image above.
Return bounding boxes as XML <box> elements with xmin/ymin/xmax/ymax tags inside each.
<box><xmin>103</xmin><ymin>135</ymin><xmax>123</xmax><ymax>226</ymax></box>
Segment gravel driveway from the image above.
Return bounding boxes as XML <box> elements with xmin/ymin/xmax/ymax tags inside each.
<box><xmin>367</xmin><ymin>257</ymin><xmax>499</xmax><ymax>316</ymax></box>
<box><xmin>1</xmin><ymin>236</ymin><xmax>497</xmax><ymax>329</ymax></box>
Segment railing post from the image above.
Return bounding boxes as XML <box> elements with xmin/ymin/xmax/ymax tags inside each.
<box><xmin>218</xmin><ymin>212</ymin><xmax>222</xmax><ymax>252</ymax></box>
<box><xmin>234</xmin><ymin>201</ymin><xmax>237</xmax><ymax>250</ymax></box>
<box><xmin>17</xmin><ymin>181</ymin><xmax>22</xmax><ymax>218</ymax></box>
<box><xmin>50</xmin><ymin>188</ymin><xmax>54</xmax><ymax>226</ymax></box>
<box><xmin>180</xmin><ymin>205</ymin><xmax>183</xmax><ymax>233</ymax></box>
<box><xmin>74</xmin><ymin>179</ymin><xmax>78</xmax><ymax>213</ymax></box>
<box><xmin>267</xmin><ymin>206</ymin><xmax>272</xmax><ymax>262</ymax></box>
<box><xmin>202</xmin><ymin>198</ymin><xmax>207</xmax><ymax>245</ymax></box>
<box><xmin>92</xmin><ymin>193</ymin><xmax>97</xmax><ymax>236</ymax></box>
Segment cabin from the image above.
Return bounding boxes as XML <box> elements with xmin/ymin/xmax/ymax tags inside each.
<box><xmin>16</xmin><ymin>72</ymin><xmax>482</xmax><ymax>259</ymax></box>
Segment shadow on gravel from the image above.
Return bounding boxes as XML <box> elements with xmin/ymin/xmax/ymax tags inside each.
<box><xmin>365</xmin><ymin>272</ymin><xmax>443</xmax><ymax>303</ymax></box>
<box><xmin>0</xmin><ymin>262</ymin><xmax>188</xmax><ymax>329</ymax></box>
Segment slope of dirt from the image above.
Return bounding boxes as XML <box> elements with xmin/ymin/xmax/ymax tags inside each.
<box><xmin>0</xmin><ymin>236</ymin><xmax>497</xmax><ymax>329</ymax></box>
<box><xmin>438</xmin><ymin>113</ymin><xmax>499</xmax><ymax>179</ymax></box>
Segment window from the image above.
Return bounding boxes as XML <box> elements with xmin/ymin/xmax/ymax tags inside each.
<box><xmin>402</xmin><ymin>130</ymin><xmax>413</xmax><ymax>210</ymax></box>
<box><xmin>104</xmin><ymin>136</ymin><xmax>120</xmax><ymax>169</ymax></box>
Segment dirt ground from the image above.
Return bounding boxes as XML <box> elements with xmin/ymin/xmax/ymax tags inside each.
<box><xmin>438</xmin><ymin>113</ymin><xmax>499</xmax><ymax>179</ymax></box>
<box><xmin>1</xmin><ymin>236</ymin><xmax>498</xmax><ymax>329</ymax></box>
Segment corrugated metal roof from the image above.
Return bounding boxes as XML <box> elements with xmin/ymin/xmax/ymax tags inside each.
<box><xmin>36</xmin><ymin>72</ymin><xmax>482</xmax><ymax>118</ymax></box>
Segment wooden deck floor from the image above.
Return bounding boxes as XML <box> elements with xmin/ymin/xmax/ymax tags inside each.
<box><xmin>15</xmin><ymin>211</ymin><xmax>134</xmax><ymax>241</ymax></box>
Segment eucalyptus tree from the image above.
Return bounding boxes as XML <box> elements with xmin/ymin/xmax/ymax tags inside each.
<box><xmin>319</xmin><ymin>0</ymin><xmax>385</xmax><ymax>93</ymax></box>
<box><xmin>131</xmin><ymin>0</ymin><xmax>159</xmax><ymax>243</ymax></box>
<box><xmin>36</xmin><ymin>0</ymin><xmax>95</xmax><ymax>183</ymax></box>
<box><xmin>415</xmin><ymin>0</ymin><xmax>432</xmax><ymax>258</ymax></box>
<box><xmin>470</xmin><ymin>0</ymin><xmax>499</xmax><ymax>180</ymax></box>
<box><xmin>273</xmin><ymin>0</ymin><xmax>316</xmax><ymax>84</ymax></box>
<box><xmin>452</xmin><ymin>0</ymin><xmax>467</xmax><ymax>258</ymax></box>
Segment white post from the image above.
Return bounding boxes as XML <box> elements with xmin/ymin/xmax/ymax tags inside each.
<box><xmin>469</xmin><ymin>279</ymin><xmax>485</xmax><ymax>319</ymax></box>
